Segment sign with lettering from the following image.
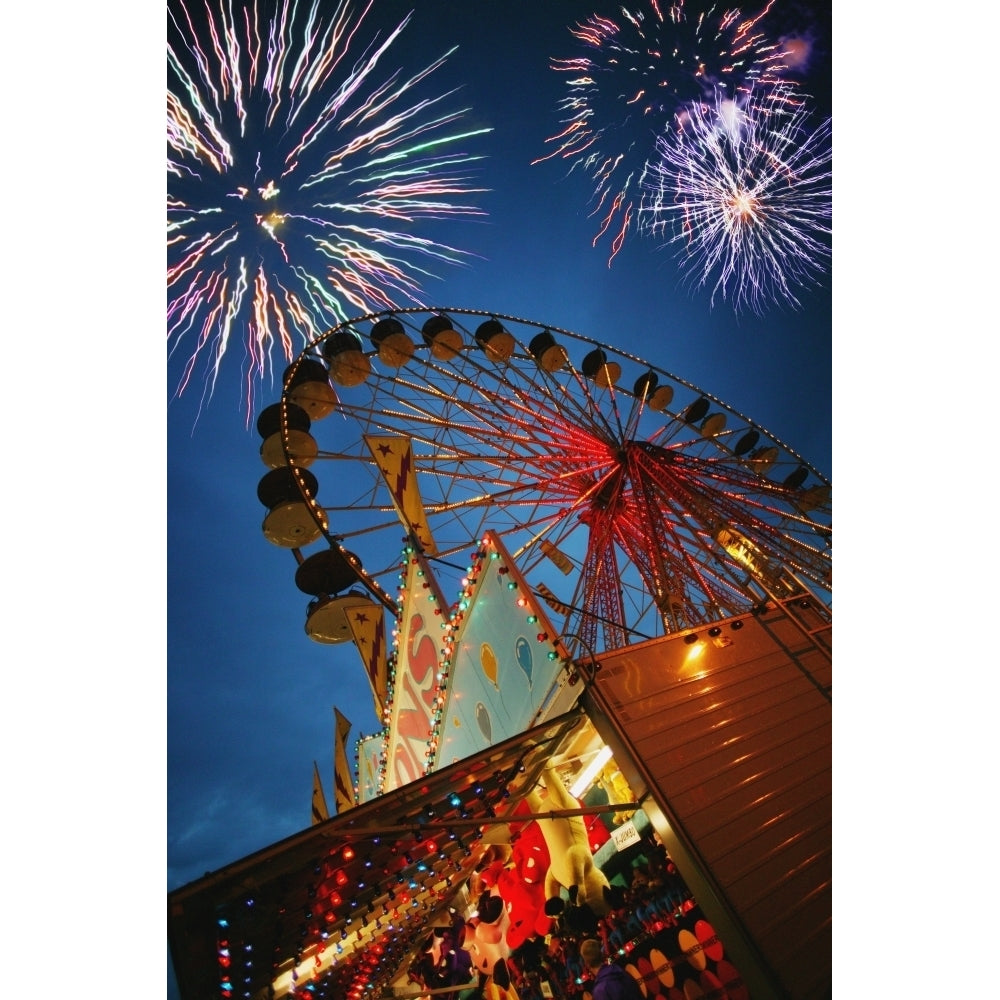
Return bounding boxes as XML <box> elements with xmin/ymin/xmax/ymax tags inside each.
<box><xmin>612</xmin><ymin>819</ymin><xmax>641</xmax><ymax>851</ymax></box>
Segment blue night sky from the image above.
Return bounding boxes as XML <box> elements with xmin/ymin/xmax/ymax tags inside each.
<box><xmin>9</xmin><ymin>1</ymin><xmax>983</xmax><ymax>996</ymax></box>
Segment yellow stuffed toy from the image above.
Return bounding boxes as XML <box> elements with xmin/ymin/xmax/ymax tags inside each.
<box><xmin>528</xmin><ymin>764</ymin><xmax>611</xmax><ymax>920</ymax></box>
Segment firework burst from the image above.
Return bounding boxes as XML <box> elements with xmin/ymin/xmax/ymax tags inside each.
<box><xmin>639</xmin><ymin>86</ymin><xmax>832</xmax><ymax>314</ymax></box>
<box><xmin>532</xmin><ymin>0</ymin><xmax>797</xmax><ymax>264</ymax></box>
<box><xmin>167</xmin><ymin>0</ymin><xmax>491</xmax><ymax>414</ymax></box>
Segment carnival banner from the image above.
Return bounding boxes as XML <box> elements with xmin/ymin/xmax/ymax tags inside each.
<box><xmin>381</xmin><ymin>544</ymin><xmax>447</xmax><ymax>791</ymax></box>
<box><xmin>310</xmin><ymin>760</ymin><xmax>329</xmax><ymax>825</ymax></box>
<box><xmin>333</xmin><ymin>708</ymin><xmax>357</xmax><ymax>813</ymax></box>
<box><xmin>433</xmin><ymin>531</ymin><xmax>568</xmax><ymax>768</ymax></box>
<box><xmin>345</xmin><ymin>603</ymin><xmax>389</xmax><ymax>721</ymax></box>
<box><xmin>355</xmin><ymin>732</ymin><xmax>384</xmax><ymax>804</ymax></box>
<box><xmin>364</xmin><ymin>434</ymin><xmax>438</xmax><ymax>555</ymax></box>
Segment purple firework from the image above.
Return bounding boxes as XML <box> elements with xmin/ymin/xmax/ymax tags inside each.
<box><xmin>639</xmin><ymin>85</ymin><xmax>832</xmax><ymax>314</ymax></box>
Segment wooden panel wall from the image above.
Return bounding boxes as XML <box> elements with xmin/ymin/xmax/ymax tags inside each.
<box><xmin>591</xmin><ymin>607</ymin><xmax>831</xmax><ymax>999</ymax></box>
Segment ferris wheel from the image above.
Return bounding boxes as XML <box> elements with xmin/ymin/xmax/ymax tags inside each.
<box><xmin>256</xmin><ymin>308</ymin><xmax>831</xmax><ymax>654</ymax></box>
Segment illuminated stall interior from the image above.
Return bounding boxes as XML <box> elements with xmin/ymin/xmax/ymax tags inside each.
<box><xmin>168</xmin><ymin>710</ymin><xmax>704</xmax><ymax>999</ymax></box>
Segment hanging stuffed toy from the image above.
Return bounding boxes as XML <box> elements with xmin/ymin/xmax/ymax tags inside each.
<box><xmin>464</xmin><ymin>887</ymin><xmax>513</xmax><ymax>989</ymax></box>
<box><xmin>498</xmin><ymin>800</ymin><xmax>554</xmax><ymax>949</ymax></box>
<box><xmin>527</xmin><ymin>764</ymin><xmax>612</xmax><ymax>926</ymax></box>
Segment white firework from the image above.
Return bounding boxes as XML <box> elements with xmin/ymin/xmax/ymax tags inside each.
<box><xmin>640</xmin><ymin>88</ymin><xmax>832</xmax><ymax>314</ymax></box>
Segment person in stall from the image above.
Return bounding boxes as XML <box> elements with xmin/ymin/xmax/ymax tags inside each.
<box><xmin>579</xmin><ymin>938</ymin><xmax>644</xmax><ymax>1000</ymax></box>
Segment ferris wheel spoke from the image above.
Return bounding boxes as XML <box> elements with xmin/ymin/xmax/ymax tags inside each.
<box><xmin>616</xmin><ymin>494</ymin><xmax>747</xmax><ymax>625</ymax></box>
<box><xmin>417</xmin><ymin>451</ymin><xmax>611</xmax><ymax>508</ymax></box>
<box><xmin>537</xmin><ymin>370</ymin><xmax>625</xmax><ymax>445</ymax></box>
<box><xmin>678</xmin><ymin>476</ymin><xmax>831</xmax><ymax>586</ymax></box>
<box><xmin>627</xmin><ymin>448</ymin><xmax>767</xmax><ymax>608</ymax></box>
<box><xmin>388</xmin><ymin>332</ymin><xmax>611</xmax><ymax>445</ymax></box>
<box><xmin>469</xmin><ymin>348</ymin><xmax>625</xmax><ymax>446</ymax></box>
<box><xmin>344</xmin><ymin>388</ymin><xmax>608</xmax><ymax>478</ymax></box>
<box><xmin>629</xmin><ymin>443</ymin><xmax>829</xmax><ymax>591</ymax></box>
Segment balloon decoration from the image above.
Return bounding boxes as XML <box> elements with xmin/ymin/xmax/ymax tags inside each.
<box><xmin>481</xmin><ymin>642</ymin><xmax>500</xmax><ymax>688</ymax></box>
